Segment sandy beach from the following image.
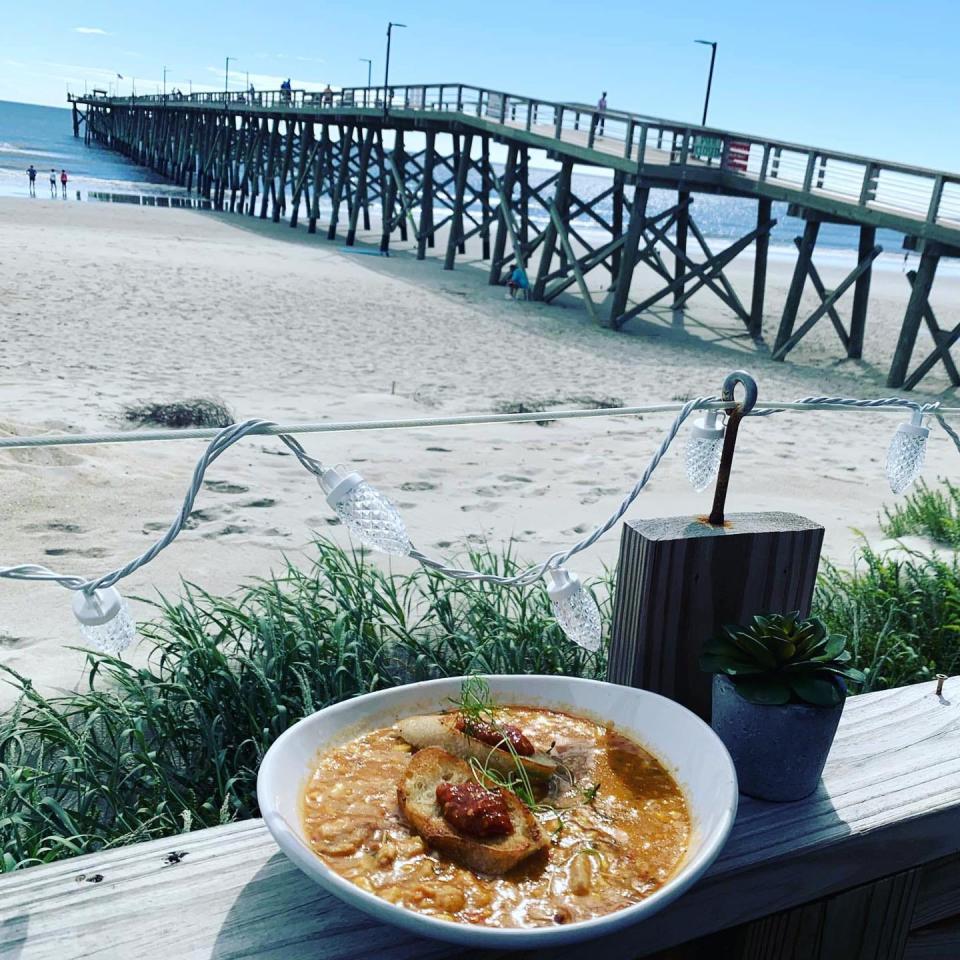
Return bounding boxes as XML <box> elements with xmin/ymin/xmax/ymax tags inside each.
<box><xmin>0</xmin><ymin>197</ymin><xmax>956</xmax><ymax>703</ymax></box>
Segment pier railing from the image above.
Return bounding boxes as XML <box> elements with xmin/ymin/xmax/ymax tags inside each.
<box><xmin>75</xmin><ymin>82</ymin><xmax>960</xmax><ymax>236</ymax></box>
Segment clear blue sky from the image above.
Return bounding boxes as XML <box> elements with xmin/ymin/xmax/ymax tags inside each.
<box><xmin>3</xmin><ymin>0</ymin><xmax>959</xmax><ymax>172</ymax></box>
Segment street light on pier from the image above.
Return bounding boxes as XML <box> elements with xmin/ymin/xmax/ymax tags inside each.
<box><xmin>225</xmin><ymin>56</ymin><xmax>237</xmax><ymax>95</ymax></box>
<box><xmin>695</xmin><ymin>39</ymin><xmax>717</xmax><ymax>126</ymax></box>
<box><xmin>360</xmin><ymin>57</ymin><xmax>372</xmax><ymax>89</ymax></box>
<box><xmin>162</xmin><ymin>65</ymin><xmax>168</xmax><ymax>99</ymax></box>
<box><xmin>383</xmin><ymin>22</ymin><xmax>406</xmax><ymax>117</ymax></box>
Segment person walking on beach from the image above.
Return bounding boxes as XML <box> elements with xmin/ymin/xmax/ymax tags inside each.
<box><xmin>594</xmin><ymin>91</ymin><xmax>608</xmax><ymax>140</ymax></box>
<box><xmin>49</xmin><ymin>168</ymin><xmax>57</xmax><ymax>197</ymax></box>
<box><xmin>60</xmin><ymin>169</ymin><xmax>68</xmax><ymax>198</ymax></box>
<box><xmin>26</xmin><ymin>164</ymin><xmax>37</xmax><ymax>196</ymax></box>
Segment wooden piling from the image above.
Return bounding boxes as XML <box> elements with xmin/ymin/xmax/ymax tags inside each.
<box><xmin>608</xmin><ymin>185</ymin><xmax>650</xmax><ymax>328</ymax></box>
<box><xmin>673</xmin><ymin>191</ymin><xmax>690</xmax><ymax>309</ymax></box>
<box><xmin>775</xmin><ymin>218</ymin><xmax>820</xmax><ymax>354</ymax></box>
<box><xmin>848</xmin><ymin>224</ymin><xmax>877</xmax><ymax>358</ymax></box>
<box><xmin>750</xmin><ymin>197</ymin><xmax>772</xmax><ymax>338</ymax></box>
<box><xmin>889</xmin><ymin>247</ymin><xmax>941</xmax><ymax>387</ymax></box>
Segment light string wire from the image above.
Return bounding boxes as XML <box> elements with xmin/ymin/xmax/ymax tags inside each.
<box><xmin>0</xmin><ymin>392</ymin><xmax>957</xmax><ymax>598</ymax></box>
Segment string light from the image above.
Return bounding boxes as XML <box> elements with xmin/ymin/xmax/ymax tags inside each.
<box><xmin>72</xmin><ymin>587</ymin><xmax>136</xmax><ymax>654</ymax></box>
<box><xmin>1</xmin><ymin>377</ymin><xmax>957</xmax><ymax>659</ymax></box>
<box><xmin>319</xmin><ymin>465</ymin><xmax>411</xmax><ymax>556</ymax></box>
<box><xmin>546</xmin><ymin>568</ymin><xmax>602</xmax><ymax>651</ymax></box>
<box><xmin>886</xmin><ymin>410</ymin><xmax>929</xmax><ymax>494</ymax></box>
<box><xmin>685</xmin><ymin>411</ymin><xmax>725</xmax><ymax>492</ymax></box>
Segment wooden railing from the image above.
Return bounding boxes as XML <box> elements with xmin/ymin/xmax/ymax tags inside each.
<box><xmin>3</xmin><ymin>677</ymin><xmax>959</xmax><ymax>958</ymax></box>
<box><xmin>70</xmin><ymin>83</ymin><xmax>960</xmax><ymax>234</ymax></box>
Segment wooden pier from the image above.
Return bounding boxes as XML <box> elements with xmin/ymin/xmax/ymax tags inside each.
<box><xmin>68</xmin><ymin>84</ymin><xmax>960</xmax><ymax>391</ymax></box>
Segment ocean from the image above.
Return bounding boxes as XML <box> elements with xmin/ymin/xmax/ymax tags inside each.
<box><xmin>1</xmin><ymin>98</ymin><xmax>910</xmax><ymax>266</ymax></box>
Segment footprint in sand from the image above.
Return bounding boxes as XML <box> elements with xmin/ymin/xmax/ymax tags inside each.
<box><xmin>426</xmin><ymin>447</ymin><xmax>452</xmax><ymax>453</ymax></box>
<box><xmin>461</xmin><ymin>502</ymin><xmax>500</xmax><ymax>513</ymax></box>
<box><xmin>44</xmin><ymin>546</ymin><xmax>108</xmax><ymax>558</ymax></box>
<box><xmin>240</xmin><ymin>498</ymin><xmax>277</xmax><ymax>509</ymax></box>
<box><xmin>498</xmin><ymin>475</ymin><xmax>534</xmax><ymax>483</ymax></box>
<box><xmin>400</xmin><ymin>481</ymin><xmax>436</xmax><ymax>492</ymax></box>
<box><xmin>22</xmin><ymin>520</ymin><xmax>84</xmax><ymax>534</ymax></box>
<box><xmin>204</xmin><ymin>480</ymin><xmax>250</xmax><ymax>494</ymax></box>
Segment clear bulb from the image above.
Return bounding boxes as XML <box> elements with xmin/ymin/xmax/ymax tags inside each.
<box><xmin>886</xmin><ymin>414</ymin><xmax>929</xmax><ymax>494</ymax></box>
<box><xmin>546</xmin><ymin>568</ymin><xmax>602</xmax><ymax>652</ymax></box>
<box><xmin>685</xmin><ymin>411</ymin><xmax>725</xmax><ymax>492</ymax></box>
<box><xmin>320</xmin><ymin>466</ymin><xmax>411</xmax><ymax>557</ymax></box>
<box><xmin>72</xmin><ymin>586</ymin><xmax>137</xmax><ymax>654</ymax></box>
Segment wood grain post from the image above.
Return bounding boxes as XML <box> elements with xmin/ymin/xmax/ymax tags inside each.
<box><xmin>750</xmin><ymin>197</ymin><xmax>772</xmax><ymax>339</ymax></box>
<box><xmin>889</xmin><ymin>247</ymin><xmax>940</xmax><ymax>388</ymax></box>
<box><xmin>673</xmin><ymin>190</ymin><xmax>690</xmax><ymax>310</ymax></box>
<box><xmin>607</xmin><ymin>512</ymin><xmax>824</xmax><ymax>721</ymax></box>
<box><xmin>775</xmin><ymin>218</ymin><xmax>820</xmax><ymax>356</ymax></box>
<box><xmin>848</xmin><ymin>224</ymin><xmax>876</xmax><ymax>359</ymax></box>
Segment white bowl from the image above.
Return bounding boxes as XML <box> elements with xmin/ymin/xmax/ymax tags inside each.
<box><xmin>257</xmin><ymin>675</ymin><xmax>737</xmax><ymax>948</ymax></box>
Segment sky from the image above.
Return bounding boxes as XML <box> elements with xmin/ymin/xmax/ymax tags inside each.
<box><xmin>3</xmin><ymin>0</ymin><xmax>960</xmax><ymax>172</ymax></box>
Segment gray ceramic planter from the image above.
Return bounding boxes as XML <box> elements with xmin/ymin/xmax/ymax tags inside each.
<box><xmin>711</xmin><ymin>674</ymin><xmax>843</xmax><ymax>802</ymax></box>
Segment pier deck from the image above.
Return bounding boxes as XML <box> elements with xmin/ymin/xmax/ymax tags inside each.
<box><xmin>68</xmin><ymin>84</ymin><xmax>960</xmax><ymax>391</ymax></box>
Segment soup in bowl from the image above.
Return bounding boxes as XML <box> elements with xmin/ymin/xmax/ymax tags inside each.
<box><xmin>257</xmin><ymin>675</ymin><xmax>737</xmax><ymax>947</ymax></box>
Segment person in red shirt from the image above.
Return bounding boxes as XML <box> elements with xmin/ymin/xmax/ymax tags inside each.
<box><xmin>60</xmin><ymin>169</ymin><xmax>68</xmax><ymax>198</ymax></box>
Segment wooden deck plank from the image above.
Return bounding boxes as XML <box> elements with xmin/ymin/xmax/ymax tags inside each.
<box><xmin>2</xmin><ymin>678</ymin><xmax>958</xmax><ymax>960</ymax></box>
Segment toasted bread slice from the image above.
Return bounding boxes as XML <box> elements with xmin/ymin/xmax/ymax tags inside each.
<box><xmin>397</xmin><ymin>713</ymin><xmax>558</xmax><ymax>781</ymax></box>
<box><xmin>397</xmin><ymin>747</ymin><xmax>548</xmax><ymax>875</ymax></box>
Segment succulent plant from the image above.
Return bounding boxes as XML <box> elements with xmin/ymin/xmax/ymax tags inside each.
<box><xmin>700</xmin><ymin>612</ymin><xmax>865</xmax><ymax>707</ymax></box>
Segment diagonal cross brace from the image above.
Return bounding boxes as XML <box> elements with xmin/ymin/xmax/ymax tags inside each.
<box><xmin>616</xmin><ymin>220</ymin><xmax>773</xmax><ymax>326</ymax></box>
<box><xmin>902</xmin><ymin>269</ymin><xmax>960</xmax><ymax>389</ymax></box>
<box><xmin>772</xmin><ymin>244</ymin><xmax>882</xmax><ymax>361</ymax></box>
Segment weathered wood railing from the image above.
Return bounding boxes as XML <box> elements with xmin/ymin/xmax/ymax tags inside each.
<box><xmin>74</xmin><ymin>82</ymin><xmax>960</xmax><ymax>239</ymax></box>
<box><xmin>2</xmin><ymin>677</ymin><xmax>958</xmax><ymax>959</ymax></box>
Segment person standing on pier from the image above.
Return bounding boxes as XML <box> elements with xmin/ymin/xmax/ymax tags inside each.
<box><xmin>26</xmin><ymin>165</ymin><xmax>37</xmax><ymax>196</ymax></box>
<box><xmin>49</xmin><ymin>169</ymin><xmax>57</xmax><ymax>197</ymax></box>
<box><xmin>595</xmin><ymin>91</ymin><xmax>607</xmax><ymax>139</ymax></box>
<box><xmin>60</xmin><ymin>169</ymin><xmax>68</xmax><ymax>199</ymax></box>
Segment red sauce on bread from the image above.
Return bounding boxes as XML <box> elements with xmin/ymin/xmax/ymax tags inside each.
<box><xmin>436</xmin><ymin>781</ymin><xmax>514</xmax><ymax>837</ymax></box>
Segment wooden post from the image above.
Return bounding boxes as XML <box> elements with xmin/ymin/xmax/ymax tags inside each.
<box><xmin>417</xmin><ymin>131</ymin><xmax>436</xmax><ymax>260</ymax></box>
<box><xmin>532</xmin><ymin>159</ymin><xmax>573</xmax><ymax>299</ymax></box>
<box><xmin>611</xmin><ymin>172</ymin><xmax>624</xmax><ymax>280</ymax></box>
<box><xmin>480</xmin><ymin>137</ymin><xmax>491</xmax><ymax>261</ymax></box>
<box><xmin>327</xmin><ymin>124</ymin><xmax>353</xmax><ymax>240</ymax></box>
<box><xmin>889</xmin><ymin>247</ymin><xmax>940</xmax><ymax>387</ymax></box>
<box><xmin>608</xmin><ymin>513</ymin><xmax>824</xmax><ymax>721</ymax></box>
<box><xmin>346</xmin><ymin>128</ymin><xmax>375</xmax><ymax>245</ymax></box>
<box><xmin>750</xmin><ymin>197</ymin><xmax>772</xmax><ymax>339</ymax></box>
<box><xmin>775</xmin><ymin>218</ymin><xmax>820</xmax><ymax>354</ymax></box>
<box><xmin>444</xmin><ymin>132</ymin><xmax>473</xmax><ymax>269</ymax></box>
<box><xmin>395</xmin><ymin>130</ymin><xmax>408</xmax><ymax>242</ymax></box>
<box><xmin>848</xmin><ymin>224</ymin><xmax>877</xmax><ymax>358</ymax></box>
<box><xmin>673</xmin><ymin>190</ymin><xmax>690</xmax><ymax>309</ymax></box>
<box><xmin>488</xmin><ymin>143</ymin><xmax>517</xmax><ymax>285</ymax></box>
<box><xmin>608</xmin><ymin>184</ymin><xmax>650</xmax><ymax>328</ymax></box>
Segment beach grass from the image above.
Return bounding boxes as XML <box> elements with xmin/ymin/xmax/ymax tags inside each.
<box><xmin>879</xmin><ymin>477</ymin><xmax>960</xmax><ymax>548</ymax></box>
<box><xmin>0</xmin><ymin>540</ymin><xmax>607</xmax><ymax>871</ymax></box>
<box><xmin>3</xmin><ymin>498</ymin><xmax>958</xmax><ymax>872</ymax></box>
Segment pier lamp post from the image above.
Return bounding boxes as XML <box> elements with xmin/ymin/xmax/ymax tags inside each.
<box><xmin>695</xmin><ymin>39</ymin><xmax>717</xmax><ymax>126</ymax></box>
<box><xmin>162</xmin><ymin>65</ymin><xmax>168</xmax><ymax>99</ymax></box>
<box><xmin>360</xmin><ymin>57</ymin><xmax>373</xmax><ymax>105</ymax></box>
<box><xmin>225</xmin><ymin>56</ymin><xmax>236</xmax><ymax>96</ymax></box>
<box><xmin>383</xmin><ymin>22</ymin><xmax>406</xmax><ymax>117</ymax></box>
